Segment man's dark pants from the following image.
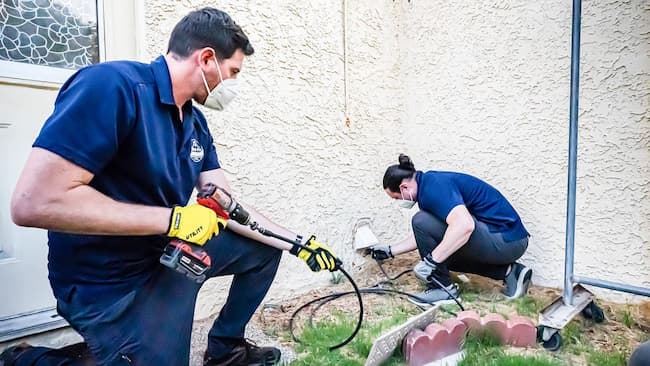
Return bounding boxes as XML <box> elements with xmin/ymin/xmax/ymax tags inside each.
<box><xmin>412</xmin><ymin>210</ymin><xmax>528</xmax><ymax>280</ymax></box>
<box><xmin>629</xmin><ymin>341</ymin><xmax>650</xmax><ymax>366</ymax></box>
<box><xmin>12</xmin><ymin>230</ymin><xmax>282</xmax><ymax>365</ymax></box>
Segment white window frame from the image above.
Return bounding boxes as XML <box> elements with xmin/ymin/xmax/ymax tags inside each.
<box><xmin>0</xmin><ymin>0</ymin><xmax>106</xmax><ymax>85</ymax></box>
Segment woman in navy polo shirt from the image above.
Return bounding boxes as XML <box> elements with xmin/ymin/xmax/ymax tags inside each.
<box><xmin>370</xmin><ymin>154</ymin><xmax>532</xmax><ymax>305</ymax></box>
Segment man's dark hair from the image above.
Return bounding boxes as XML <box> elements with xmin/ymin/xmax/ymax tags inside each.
<box><xmin>167</xmin><ymin>8</ymin><xmax>254</xmax><ymax>59</ymax></box>
<box><xmin>383</xmin><ymin>154</ymin><xmax>416</xmax><ymax>192</ymax></box>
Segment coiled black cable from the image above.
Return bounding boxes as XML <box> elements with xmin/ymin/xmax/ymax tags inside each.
<box><xmin>288</xmin><ymin>259</ymin><xmax>464</xmax><ymax>350</ymax></box>
<box><xmin>289</xmin><ymin>266</ymin><xmax>363</xmax><ymax>350</ymax></box>
<box><xmin>241</xmin><ymin>221</ymin><xmax>365</xmax><ymax>350</ymax></box>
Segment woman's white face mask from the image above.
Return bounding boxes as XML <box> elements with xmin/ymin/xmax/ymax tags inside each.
<box><xmin>396</xmin><ymin>188</ymin><xmax>416</xmax><ymax>209</ymax></box>
<box><xmin>199</xmin><ymin>51</ymin><xmax>238</xmax><ymax>111</ymax></box>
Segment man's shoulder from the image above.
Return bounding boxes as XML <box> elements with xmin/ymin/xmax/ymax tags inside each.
<box><xmin>76</xmin><ymin>60</ymin><xmax>152</xmax><ymax>87</ymax></box>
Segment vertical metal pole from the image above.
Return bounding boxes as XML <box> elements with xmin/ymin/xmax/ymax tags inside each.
<box><xmin>563</xmin><ymin>0</ymin><xmax>582</xmax><ymax>306</ymax></box>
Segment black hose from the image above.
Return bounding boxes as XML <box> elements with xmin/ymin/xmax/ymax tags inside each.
<box><xmin>288</xmin><ymin>259</ymin><xmax>465</xmax><ymax>350</ymax></box>
<box><xmin>243</xmin><ymin>221</ymin><xmax>365</xmax><ymax>350</ymax></box>
<box><xmin>375</xmin><ymin>260</ymin><xmax>412</xmax><ymax>284</ymax></box>
<box><xmin>332</xmin><ymin>267</ymin><xmax>363</xmax><ymax>350</ymax></box>
<box><xmin>375</xmin><ymin>260</ymin><xmax>464</xmax><ymax>311</ymax></box>
<box><xmin>288</xmin><ymin>286</ymin><xmax>462</xmax><ymax>346</ymax></box>
<box><xmin>288</xmin><ymin>266</ymin><xmax>363</xmax><ymax>350</ymax></box>
<box><xmin>242</xmin><ymin>213</ymin><xmax>463</xmax><ymax>350</ymax></box>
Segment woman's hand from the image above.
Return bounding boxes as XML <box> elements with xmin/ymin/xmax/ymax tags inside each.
<box><xmin>367</xmin><ymin>245</ymin><xmax>394</xmax><ymax>260</ymax></box>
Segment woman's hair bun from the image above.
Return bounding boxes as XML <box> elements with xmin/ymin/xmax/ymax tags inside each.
<box><xmin>398</xmin><ymin>154</ymin><xmax>415</xmax><ymax>171</ymax></box>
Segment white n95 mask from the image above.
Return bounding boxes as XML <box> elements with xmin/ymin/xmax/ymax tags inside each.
<box><xmin>396</xmin><ymin>199</ymin><xmax>416</xmax><ymax>209</ymax></box>
<box><xmin>200</xmin><ymin>56</ymin><xmax>239</xmax><ymax>111</ymax></box>
<box><xmin>396</xmin><ymin>189</ymin><xmax>416</xmax><ymax>209</ymax></box>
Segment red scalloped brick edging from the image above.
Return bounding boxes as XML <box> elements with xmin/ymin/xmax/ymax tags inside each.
<box><xmin>403</xmin><ymin>310</ymin><xmax>537</xmax><ymax>366</ymax></box>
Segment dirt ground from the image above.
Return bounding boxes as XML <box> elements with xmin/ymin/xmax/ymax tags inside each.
<box><xmin>191</xmin><ymin>253</ymin><xmax>650</xmax><ymax>365</ymax></box>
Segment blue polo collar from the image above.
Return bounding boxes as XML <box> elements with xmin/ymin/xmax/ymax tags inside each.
<box><xmin>151</xmin><ymin>56</ymin><xmax>176</xmax><ymax>106</ymax></box>
<box><xmin>415</xmin><ymin>170</ymin><xmax>423</xmax><ymax>202</ymax></box>
<box><xmin>415</xmin><ymin>170</ymin><xmax>423</xmax><ymax>184</ymax></box>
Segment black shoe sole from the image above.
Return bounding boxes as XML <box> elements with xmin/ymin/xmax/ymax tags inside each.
<box><xmin>206</xmin><ymin>349</ymin><xmax>280</xmax><ymax>366</ymax></box>
<box><xmin>248</xmin><ymin>351</ymin><xmax>281</xmax><ymax>366</ymax></box>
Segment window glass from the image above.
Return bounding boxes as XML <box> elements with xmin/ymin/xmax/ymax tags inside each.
<box><xmin>0</xmin><ymin>0</ymin><xmax>99</xmax><ymax>70</ymax></box>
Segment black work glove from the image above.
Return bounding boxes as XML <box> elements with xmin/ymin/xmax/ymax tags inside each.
<box><xmin>423</xmin><ymin>254</ymin><xmax>452</xmax><ymax>288</ymax></box>
<box><xmin>367</xmin><ymin>245</ymin><xmax>394</xmax><ymax>261</ymax></box>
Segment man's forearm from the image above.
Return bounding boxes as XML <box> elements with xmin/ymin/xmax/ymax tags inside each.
<box><xmin>224</xmin><ymin>201</ymin><xmax>296</xmax><ymax>251</ymax></box>
<box><xmin>12</xmin><ymin>184</ymin><xmax>171</xmax><ymax>235</ymax></box>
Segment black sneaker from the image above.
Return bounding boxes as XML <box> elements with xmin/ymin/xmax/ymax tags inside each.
<box><xmin>0</xmin><ymin>343</ymin><xmax>32</xmax><ymax>366</ymax></box>
<box><xmin>0</xmin><ymin>342</ymin><xmax>92</xmax><ymax>366</ymax></box>
<box><xmin>502</xmin><ymin>262</ymin><xmax>533</xmax><ymax>299</ymax></box>
<box><xmin>203</xmin><ymin>339</ymin><xmax>281</xmax><ymax>366</ymax></box>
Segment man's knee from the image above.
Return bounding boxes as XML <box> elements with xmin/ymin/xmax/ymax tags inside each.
<box><xmin>206</xmin><ymin>230</ymin><xmax>279</xmax><ymax>262</ymax></box>
<box><xmin>260</xmin><ymin>245</ymin><xmax>282</xmax><ymax>270</ymax></box>
<box><xmin>248</xmin><ymin>238</ymin><xmax>282</xmax><ymax>264</ymax></box>
<box><xmin>629</xmin><ymin>341</ymin><xmax>650</xmax><ymax>366</ymax></box>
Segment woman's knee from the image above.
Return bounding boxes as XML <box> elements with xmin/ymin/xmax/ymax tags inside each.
<box><xmin>412</xmin><ymin>211</ymin><xmax>432</xmax><ymax>230</ymax></box>
<box><xmin>411</xmin><ymin>211</ymin><xmax>446</xmax><ymax>257</ymax></box>
<box><xmin>499</xmin><ymin>236</ymin><xmax>529</xmax><ymax>263</ymax></box>
<box><xmin>411</xmin><ymin>211</ymin><xmax>446</xmax><ymax>235</ymax></box>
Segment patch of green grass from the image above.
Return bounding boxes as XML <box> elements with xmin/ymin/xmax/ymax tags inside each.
<box><xmin>513</xmin><ymin>296</ymin><xmax>542</xmax><ymax>317</ymax></box>
<box><xmin>459</xmin><ymin>333</ymin><xmax>561</xmax><ymax>366</ymax></box>
<box><xmin>561</xmin><ymin>320</ymin><xmax>588</xmax><ymax>355</ymax></box>
<box><xmin>439</xmin><ymin>304</ymin><xmax>460</xmax><ymax>318</ymax></box>
<box><xmin>289</xmin><ymin>319</ymin><xmax>363</xmax><ymax>365</ymax></box>
<box><xmin>456</xmin><ymin>278</ymin><xmax>483</xmax><ymax>295</ymax></box>
<box><xmin>462</xmin><ymin>291</ymin><xmax>480</xmax><ymax>303</ymax></box>
<box><xmin>464</xmin><ymin>354</ymin><xmax>563</xmax><ymax>366</ymax></box>
<box><xmin>330</xmin><ymin>271</ymin><xmax>344</xmax><ymax>284</ymax></box>
<box><xmin>463</xmin><ymin>331</ymin><xmax>502</xmax><ymax>351</ymax></box>
<box><xmin>619</xmin><ymin>306</ymin><xmax>634</xmax><ymax>329</ymax></box>
<box><xmin>349</xmin><ymin>306</ymin><xmax>414</xmax><ymax>358</ymax></box>
<box><xmin>561</xmin><ymin>320</ymin><xmax>583</xmax><ymax>343</ymax></box>
<box><xmin>587</xmin><ymin>350</ymin><xmax>627</xmax><ymax>366</ymax></box>
<box><xmin>288</xmin><ymin>306</ymin><xmax>416</xmax><ymax>365</ymax></box>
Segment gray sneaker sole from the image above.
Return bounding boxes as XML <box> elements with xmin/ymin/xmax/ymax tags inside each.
<box><xmin>504</xmin><ymin>266</ymin><xmax>533</xmax><ymax>300</ymax></box>
<box><xmin>407</xmin><ymin>297</ymin><xmax>460</xmax><ymax>308</ymax></box>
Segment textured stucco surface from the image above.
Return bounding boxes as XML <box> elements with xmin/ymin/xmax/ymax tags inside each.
<box><xmin>141</xmin><ymin>0</ymin><xmax>409</xmax><ymax>321</ymax></box>
<box><xmin>395</xmin><ymin>0</ymin><xmax>650</xmax><ymax>302</ymax></box>
<box><xmin>1</xmin><ymin>0</ymin><xmax>648</xmax><ymax>359</ymax></box>
<box><xmin>138</xmin><ymin>0</ymin><xmax>650</xmax><ymax>323</ymax></box>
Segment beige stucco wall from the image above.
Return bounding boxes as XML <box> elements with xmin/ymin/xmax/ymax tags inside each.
<box><xmin>138</xmin><ymin>0</ymin><xmax>650</xmax><ymax>319</ymax></box>
<box><xmin>395</xmin><ymin>0</ymin><xmax>650</xmax><ymax>302</ymax></box>
<box><xmin>1</xmin><ymin>0</ymin><xmax>648</xmax><ymax>354</ymax></box>
<box><xmin>140</xmin><ymin>0</ymin><xmax>419</xmax><ymax>320</ymax></box>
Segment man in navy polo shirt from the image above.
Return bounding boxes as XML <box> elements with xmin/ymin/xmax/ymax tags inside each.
<box><xmin>7</xmin><ymin>8</ymin><xmax>338</xmax><ymax>366</ymax></box>
<box><xmin>369</xmin><ymin>154</ymin><xmax>532</xmax><ymax>305</ymax></box>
